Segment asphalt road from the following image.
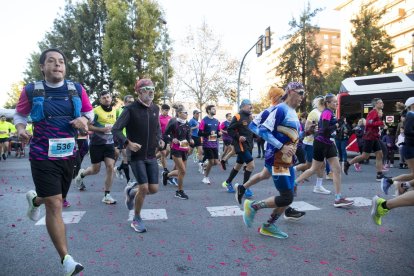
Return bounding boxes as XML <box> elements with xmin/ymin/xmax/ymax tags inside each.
<box><xmin>1</xmin><ymin>152</ymin><xmax>413</xmax><ymax>276</ymax></box>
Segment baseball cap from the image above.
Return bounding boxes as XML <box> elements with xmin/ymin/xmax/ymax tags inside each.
<box><xmin>285</xmin><ymin>82</ymin><xmax>304</xmax><ymax>92</ymax></box>
<box><xmin>405</xmin><ymin>97</ymin><xmax>414</xmax><ymax>108</ymax></box>
<box><xmin>193</xmin><ymin>109</ymin><xmax>201</xmax><ymax>114</ymax></box>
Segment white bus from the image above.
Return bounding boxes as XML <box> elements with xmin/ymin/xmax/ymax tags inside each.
<box><xmin>337</xmin><ymin>72</ymin><xmax>414</xmax><ymax>126</ymax></box>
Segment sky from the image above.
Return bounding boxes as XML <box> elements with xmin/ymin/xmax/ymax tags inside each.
<box><xmin>0</xmin><ymin>0</ymin><xmax>342</xmax><ymax>108</ymax></box>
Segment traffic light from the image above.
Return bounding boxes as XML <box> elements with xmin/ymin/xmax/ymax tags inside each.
<box><xmin>256</xmin><ymin>37</ymin><xmax>263</xmax><ymax>57</ymax></box>
<box><xmin>264</xmin><ymin>26</ymin><xmax>271</xmax><ymax>50</ymax></box>
<box><xmin>230</xmin><ymin>89</ymin><xmax>237</xmax><ymax>103</ymax></box>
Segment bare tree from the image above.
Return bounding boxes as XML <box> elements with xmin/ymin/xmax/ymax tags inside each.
<box><xmin>174</xmin><ymin>21</ymin><xmax>240</xmax><ymax>111</ymax></box>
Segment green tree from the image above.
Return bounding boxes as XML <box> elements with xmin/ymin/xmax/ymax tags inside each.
<box><xmin>174</xmin><ymin>21</ymin><xmax>240</xmax><ymax>112</ymax></box>
<box><xmin>344</xmin><ymin>5</ymin><xmax>394</xmax><ymax>77</ymax></box>
<box><xmin>24</xmin><ymin>0</ymin><xmax>110</xmax><ymax>99</ymax></box>
<box><xmin>322</xmin><ymin>67</ymin><xmax>345</xmax><ymax>94</ymax></box>
<box><xmin>4</xmin><ymin>81</ymin><xmax>25</xmax><ymax>109</ymax></box>
<box><xmin>276</xmin><ymin>2</ymin><xmax>323</xmax><ymax>111</ymax></box>
<box><xmin>103</xmin><ymin>0</ymin><xmax>171</xmax><ymax>103</ymax></box>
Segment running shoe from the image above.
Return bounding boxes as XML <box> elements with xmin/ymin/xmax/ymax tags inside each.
<box><xmin>26</xmin><ymin>190</ymin><xmax>41</xmax><ymax>221</ymax></box>
<box><xmin>334</xmin><ymin>197</ymin><xmax>354</xmax><ymax>208</ymax></box>
<box><xmin>325</xmin><ymin>172</ymin><xmax>333</xmax><ymax>180</ymax></box>
<box><xmin>102</xmin><ymin>193</ymin><xmax>117</xmax><ymax>204</ymax></box>
<box><xmin>283</xmin><ymin>207</ymin><xmax>306</xmax><ymax>221</ymax></box>
<box><xmin>313</xmin><ymin>185</ymin><xmax>331</xmax><ymax>195</ymax></box>
<box><xmin>234</xmin><ymin>183</ymin><xmax>245</xmax><ymax>205</ymax></box>
<box><xmin>381</xmin><ymin>177</ymin><xmax>393</xmax><ymax>195</ymax></box>
<box><xmin>198</xmin><ymin>163</ymin><xmax>204</xmax><ymax>174</ymax></box>
<box><xmin>175</xmin><ymin>190</ymin><xmax>189</xmax><ymax>200</ymax></box>
<box><xmin>244</xmin><ymin>188</ymin><xmax>253</xmax><ymax>198</ymax></box>
<box><xmin>131</xmin><ymin>217</ymin><xmax>147</xmax><ymax>233</ymax></box>
<box><xmin>259</xmin><ymin>223</ymin><xmax>288</xmax><ymax>239</ymax></box>
<box><xmin>382</xmin><ymin>165</ymin><xmax>389</xmax><ymax>172</ymax></box>
<box><xmin>63</xmin><ymin>199</ymin><xmax>71</xmax><ymax>208</ymax></box>
<box><xmin>343</xmin><ymin>161</ymin><xmax>350</xmax><ymax>175</ymax></box>
<box><xmin>2</xmin><ymin>153</ymin><xmax>6</xmax><ymax>160</ymax></box>
<box><xmin>114</xmin><ymin>167</ymin><xmax>120</xmax><ymax>178</ymax></box>
<box><xmin>168</xmin><ymin>177</ymin><xmax>178</xmax><ymax>186</ymax></box>
<box><xmin>62</xmin><ymin>254</ymin><xmax>84</xmax><ymax>276</ymax></box>
<box><xmin>354</xmin><ymin>163</ymin><xmax>362</xmax><ymax>172</ymax></box>
<box><xmin>124</xmin><ymin>185</ymin><xmax>135</xmax><ymax>210</ymax></box>
<box><xmin>376</xmin><ymin>173</ymin><xmax>385</xmax><ymax>182</ymax></box>
<box><xmin>75</xmin><ymin>169</ymin><xmax>85</xmax><ymax>190</ymax></box>
<box><xmin>220</xmin><ymin>159</ymin><xmax>227</xmax><ymax>170</ymax></box>
<box><xmin>242</xmin><ymin>199</ymin><xmax>256</xmax><ymax>227</ymax></box>
<box><xmin>371</xmin><ymin>195</ymin><xmax>389</xmax><ymax>226</ymax></box>
<box><xmin>202</xmin><ymin>177</ymin><xmax>211</xmax><ymax>184</ymax></box>
<box><xmin>222</xmin><ymin>181</ymin><xmax>235</xmax><ymax>193</ymax></box>
<box><xmin>162</xmin><ymin>171</ymin><xmax>168</xmax><ymax>186</ymax></box>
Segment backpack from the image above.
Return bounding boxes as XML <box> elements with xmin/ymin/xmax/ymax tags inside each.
<box><xmin>27</xmin><ymin>80</ymin><xmax>82</xmax><ymax>122</ymax></box>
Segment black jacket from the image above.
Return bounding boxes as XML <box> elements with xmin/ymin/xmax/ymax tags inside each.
<box><xmin>112</xmin><ymin>100</ymin><xmax>161</xmax><ymax>161</ymax></box>
<box><xmin>228</xmin><ymin>110</ymin><xmax>253</xmax><ymax>153</ymax></box>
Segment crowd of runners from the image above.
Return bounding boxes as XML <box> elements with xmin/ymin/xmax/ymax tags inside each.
<box><xmin>7</xmin><ymin>48</ymin><xmax>414</xmax><ymax>275</ymax></box>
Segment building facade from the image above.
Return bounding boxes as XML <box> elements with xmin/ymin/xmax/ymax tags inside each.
<box><xmin>335</xmin><ymin>0</ymin><xmax>414</xmax><ymax>73</ymax></box>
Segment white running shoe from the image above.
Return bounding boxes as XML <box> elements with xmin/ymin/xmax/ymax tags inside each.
<box><xmin>102</xmin><ymin>193</ymin><xmax>117</xmax><ymax>204</ymax></box>
<box><xmin>198</xmin><ymin>163</ymin><xmax>203</xmax><ymax>174</ymax></box>
<box><xmin>75</xmin><ymin>169</ymin><xmax>85</xmax><ymax>189</ymax></box>
<box><xmin>26</xmin><ymin>190</ymin><xmax>41</xmax><ymax>221</ymax></box>
<box><xmin>202</xmin><ymin>177</ymin><xmax>211</xmax><ymax>184</ymax></box>
<box><xmin>62</xmin><ymin>254</ymin><xmax>84</xmax><ymax>276</ymax></box>
<box><xmin>313</xmin><ymin>185</ymin><xmax>331</xmax><ymax>195</ymax></box>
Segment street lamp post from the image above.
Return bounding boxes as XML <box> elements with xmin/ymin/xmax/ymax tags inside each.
<box><xmin>159</xmin><ymin>18</ymin><xmax>168</xmax><ymax>104</ymax></box>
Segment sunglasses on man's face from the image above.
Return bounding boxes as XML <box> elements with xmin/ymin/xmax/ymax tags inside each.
<box><xmin>295</xmin><ymin>90</ymin><xmax>305</xmax><ymax>96</ymax></box>
<box><xmin>140</xmin><ymin>86</ymin><xmax>155</xmax><ymax>92</ymax></box>
<box><xmin>180</xmin><ymin>111</ymin><xmax>188</xmax><ymax>115</ymax></box>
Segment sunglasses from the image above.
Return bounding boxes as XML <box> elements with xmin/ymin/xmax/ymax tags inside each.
<box><xmin>180</xmin><ymin>111</ymin><xmax>188</xmax><ymax>115</ymax></box>
<box><xmin>140</xmin><ymin>86</ymin><xmax>155</xmax><ymax>92</ymax></box>
<box><xmin>295</xmin><ymin>90</ymin><xmax>305</xmax><ymax>96</ymax></box>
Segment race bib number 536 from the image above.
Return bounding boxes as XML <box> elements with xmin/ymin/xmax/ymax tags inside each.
<box><xmin>48</xmin><ymin>138</ymin><xmax>75</xmax><ymax>157</ymax></box>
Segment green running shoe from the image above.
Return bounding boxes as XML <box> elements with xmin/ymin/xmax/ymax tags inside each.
<box><xmin>259</xmin><ymin>223</ymin><xmax>288</xmax><ymax>239</ymax></box>
<box><xmin>371</xmin><ymin>195</ymin><xmax>389</xmax><ymax>226</ymax></box>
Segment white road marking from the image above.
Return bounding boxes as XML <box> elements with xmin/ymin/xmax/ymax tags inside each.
<box><xmin>206</xmin><ymin>206</ymin><xmax>244</xmax><ymax>217</ymax></box>
<box><xmin>35</xmin><ymin>211</ymin><xmax>86</xmax><ymax>226</ymax></box>
<box><xmin>128</xmin><ymin>209</ymin><xmax>168</xmax><ymax>221</ymax></box>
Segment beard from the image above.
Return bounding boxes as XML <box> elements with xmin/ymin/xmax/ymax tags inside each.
<box><xmin>141</xmin><ymin>93</ymin><xmax>154</xmax><ymax>104</ymax></box>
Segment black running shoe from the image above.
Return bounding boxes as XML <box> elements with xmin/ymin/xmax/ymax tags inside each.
<box><xmin>343</xmin><ymin>161</ymin><xmax>350</xmax><ymax>175</ymax></box>
<box><xmin>162</xmin><ymin>171</ymin><xmax>168</xmax><ymax>186</ymax></box>
<box><xmin>376</xmin><ymin>173</ymin><xmax>385</xmax><ymax>182</ymax></box>
<box><xmin>220</xmin><ymin>159</ymin><xmax>226</xmax><ymax>170</ymax></box>
<box><xmin>175</xmin><ymin>190</ymin><xmax>189</xmax><ymax>200</ymax></box>
<box><xmin>234</xmin><ymin>183</ymin><xmax>245</xmax><ymax>205</ymax></box>
<box><xmin>283</xmin><ymin>207</ymin><xmax>306</xmax><ymax>221</ymax></box>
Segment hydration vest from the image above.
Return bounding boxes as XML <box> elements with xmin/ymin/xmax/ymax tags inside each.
<box><xmin>28</xmin><ymin>80</ymin><xmax>82</xmax><ymax>122</ymax></box>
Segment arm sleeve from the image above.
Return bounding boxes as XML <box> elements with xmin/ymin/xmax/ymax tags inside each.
<box><xmin>163</xmin><ymin>121</ymin><xmax>174</xmax><ymax>143</ymax></box>
<box><xmin>198</xmin><ymin>119</ymin><xmax>208</xmax><ymax>137</ymax></box>
<box><xmin>15</xmin><ymin>88</ymin><xmax>31</xmax><ymax>116</ymax></box>
<box><xmin>260</xmin><ymin>107</ymin><xmax>285</xmax><ymax>149</ymax></box>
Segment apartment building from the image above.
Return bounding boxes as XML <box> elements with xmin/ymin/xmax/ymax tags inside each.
<box><xmin>335</xmin><ymin>0</ymin><xmax>414</xmax><ymax>73</ymax></box>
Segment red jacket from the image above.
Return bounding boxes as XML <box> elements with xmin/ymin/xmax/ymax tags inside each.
<box><xmin>363</xmin><ymin>109</ymin><xmax>384</xmax><ymax>140</ymax></box>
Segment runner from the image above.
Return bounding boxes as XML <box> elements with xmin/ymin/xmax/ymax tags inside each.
<box><xmin>112</xmin><ymin>78</ymin><xmax>164</xmax><ymax>233</ymax></box>
<box><xmin>222</xmin><ymin>99</ymin><xmax>255</xmax><ymax>198</ymax></box>
<box><xmin>188</xmin><ymin>109</ymin><xmax>203</xmax><ymax>173</ymax></box>
<box><xmin>344</xmin><ymin>98</ymin><xmax>386</xmax><ymax>181</ymax></box>
<box><xmin>219</xmin><ymin>113</ymin><xmax>235</xmax><ymax>170</ymax></box>
<box><xmin>236</xmin><ymin>85</ymin><xmax>305</xmax><ymax>221</ymax></box>
<box><xmin>15</xmin><ymin>48</ymin><xmax>92</xmax><ymax>275</ymax></box>
<box><xmin>75</xmin><ymin>91</ymin><xmax>117</xmax><ymax>204</ymax></box>
<box><xmin>199</xmin><ymin>105</ymin><xmax>221</xmax><ymax>184</ymax></box>
<box><xmin>242</xmin><ymin>82</ymin><xmax>306</xmax><ymax>238</ymax></box>
<box><xmin>163</xmin><ymin>106</ymin><xmax>193</xmax><ymax>199</ymax></box>
<box><xmin>0</xmin><ymin>115</ymin><xmax>13</xmax><ymax>160</ymax></box>
<box><xmin>159</xmin><ymin>104</ymin><xmax>172</xmax><ymax>174</ymax></box>
<box><xmin>295</xmin><ymin>94</ymin><xmax>354</xmax><ymax>207</ymax></box>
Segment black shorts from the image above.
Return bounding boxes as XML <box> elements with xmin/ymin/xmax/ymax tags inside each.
<box><xmin>203</xmin><ymin>147</ymin><xmax>219</xmax><ymax>160</ymax></box>
<box><xmin>0</xmin><ymin>138</ymin><xmax>9</xmax><ymax>143</ymax></box>
<box><xmin>313</xmin><ymin>140</ymin><xmax>337</xmax><ymax>162</ymax></box>
<box><xmin>89</xmin><ymin>144</ymin><xmax>115</xmax><ymax>164</ymax></box>
<box><xmin>31</xmin><ymin>159</ymin><xmax>75</xmax><ymax>197</ymax></box>
<box><xmin>130</xmin><ymin>159</ymin><xmax>159</xmax><ymax>184</ymax></box>
<box><xmin>171</xmin><ymin>149</ymin><xmax>188</xmax><ymax>161</ymax></box>
<box><xmin>236</xmin><ymin>150</ymin><xmax>253</xmax><ymax>164</ymax></box>
<box><xmin>295</xmin><ymin>145</ymin><xmax>306</xmax><ymax>164</ymax></box>
<box><xmin>190</xmin><ymin>136</ymin><xmax>201</xmax><ymax>148</ymax></box>
<box><xmin>363</xmin><ymin>139</ymin><xmax>382</xmax><ymax>154</ymax></box>
<box><xmin>223</xmin><ymin>139</ymin><xmax>232</xmax><ymax>146</ymax></box>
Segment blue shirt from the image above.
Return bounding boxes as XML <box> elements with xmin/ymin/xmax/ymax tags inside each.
<box><xmin>188</xmin><ymin>117</ymin><xmax>199</xmax><ymax>137</ymax></box>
